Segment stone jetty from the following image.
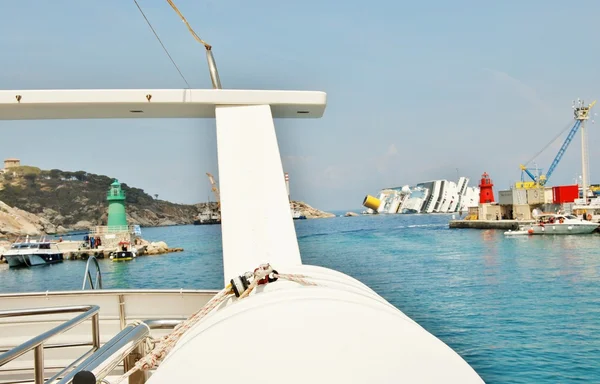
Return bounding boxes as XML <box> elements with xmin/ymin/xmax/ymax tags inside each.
<box><xmin>449</xmin><ymin>219</ymin><xmax>534</xmax><ymax>230</ymax></box>
<box><xmin>0</xmin><ymin>237</ymin><xmax>184</xmax><ymax>264</ymax></box>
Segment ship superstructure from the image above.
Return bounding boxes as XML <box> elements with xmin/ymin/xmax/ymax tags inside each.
<box><xmin>363</xmin><ymin>177</ymin><xmax>479</xmax><ymax>214</ymax></box>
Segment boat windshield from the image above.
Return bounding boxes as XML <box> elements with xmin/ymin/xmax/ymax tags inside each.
<box><xmin>10</xmin><ymin>243</ymin><xmax>39</xmax><ymax>249</ymax></box>
<box><xmin>538</xmin><ymin>215</ymin><xmax>564</xmax><ymax>224</ymax></box>
<box><xmin>565</xmin><ymin>215</ymin><xmax>578</xmax><ymax>220</ymax></box>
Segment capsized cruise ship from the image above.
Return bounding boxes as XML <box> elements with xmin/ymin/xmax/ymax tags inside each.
<box><xmin>363</xmin><ymin>177</ymin><xmax>479</xmax><ymax>214</ymax></box>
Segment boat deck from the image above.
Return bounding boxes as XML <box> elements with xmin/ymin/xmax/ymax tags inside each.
<box><xmin>0</xmin><ymin>289</ymin><xmax>218</xmax><ymax>384</ymax></box>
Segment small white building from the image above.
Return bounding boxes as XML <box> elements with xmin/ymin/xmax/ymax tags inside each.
<box><xmin>3</xmin><ymin>158</ymin><xmax>21</xmax><ymax>169</ymax></box>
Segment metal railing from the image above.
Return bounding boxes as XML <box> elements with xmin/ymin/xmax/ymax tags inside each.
<box><xmin>82</xmin><ymin>256</ymin><xmax>103</xmax><ymax>290</ymax></box>
<box><xmin>89</xmin><ymin>226</ymin><xmax>140</xmax><ymax>235</ymax></box>
<box><xmin>0</xmin><ymin>305</ymin><xmax>100</xmax><ymax>384</ymax></box>
<box><xmin>56</xmin><ymin>319</ymin><xmax>182</xmax><ymax>384</ymax></box>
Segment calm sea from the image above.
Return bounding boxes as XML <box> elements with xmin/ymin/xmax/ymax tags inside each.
<box><xmin>2</xmin><ymin>213</ymin><xmax>600</xmax><ymax>383</ymax></box>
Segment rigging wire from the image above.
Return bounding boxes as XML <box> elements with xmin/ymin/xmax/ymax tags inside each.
<box><xmin>523</xmin><ymin>119</ymin><xmax>576</xmax><ymax>167</ymax></box>
<box><xmin>165</xmin><ymin>0</ymin><xmax>212</xmax><ymax>50</ymax></box>
<box><xmin>133</xmin><ymin>0</ymin><xmax>191</xmax><ymax>88</ymax></box>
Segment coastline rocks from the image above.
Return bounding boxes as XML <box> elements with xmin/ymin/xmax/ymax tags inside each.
<box><xmin>72</xmin><ymin>220</ymin><xmax>93</xmax><ymax>231</ymax></box>
<box><xmin>1</xmin><ymin>193</ymin><xmax>335</xmax><ymax>237</ymax></box>
<box><xmin>157</xmin><ymin>219</ymin><xmax>178</xmax><ymax>227</ymax></box>
<box><xmin>128</xmin><ymin>210</ymin><xmax>158</xmax><ymax>227</ymax></box>
<box><xmin>0</xmin><ymin>201</ymin><xmax>75</xmax><ymax>236</ymax></box>
<box><xmin>290</xmin><ymin>201</ymin><xmax>335</xmax><ymax>219</ymax></box>
<box><xmin>0</xmin><ymin>240</ymin><xmax>9</xmax><ymax>258</ymax></box>
<box><xmin>0</xmin><ymin>200</ymin><xmax>44</xmax><ymax>236</ymax></box>
<box><xmin>345</xmin><ymin>212</ymin><xmax>359</xmax><ymax>217</ymax></box>
<box><xmin>144</xmin><ymin>241</ymin><xmax>169</xmax><ymax>255</ymax></box>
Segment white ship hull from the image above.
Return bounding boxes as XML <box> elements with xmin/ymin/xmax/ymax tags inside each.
<box><xmin>5</xmin><ymin>253</ymin><xmax>62</xmax><ymax>267</ymax></box>
<box><xmin>508</xmin><ymin>223</ymin><xmax>599</xmax><ymax>235</ymax></box>
<box><xmin>366</xmin><ymin>178</ymin><xmax>479</xmax><ymax>215</ymax></box>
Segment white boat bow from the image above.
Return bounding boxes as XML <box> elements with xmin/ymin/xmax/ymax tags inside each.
<box><xmin>0</xmin><ymin>79</ymin><xmax>482</xmax><ymax>384</ymax></box>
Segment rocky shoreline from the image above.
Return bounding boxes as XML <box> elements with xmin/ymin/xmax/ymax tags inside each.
<box><xmin>0</xmin><ymin>167</ymin><xmax>335</xmax><ymax>237</ymax></box>
<box><xmin>290</xmin><ymin>201</ymin><xmax>335</xmax><ymax>219</ymax></box>
<box><xmin>0</xmin><ymin>200</ymin><xmax>59</xmax><ymax>237</ymax></box>
<box><xmin>0</xmin><ymin>199</ymin><xmax>334</xmax><ymax>238</ymax></box>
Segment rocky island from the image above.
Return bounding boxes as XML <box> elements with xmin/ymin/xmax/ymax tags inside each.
<box><xmin>0</xmin><ymin>162</ymin><xmax>334</xmax><ymax>238</ymax></box>
<box><xmin>290</xmin><ymin>201</ymin><xmax>335</xmax><ymax>219</ymax></box>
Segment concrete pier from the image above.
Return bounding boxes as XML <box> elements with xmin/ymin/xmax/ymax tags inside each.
<box><xmin>449</xmin><ymin>219</ymin><xmax>534</xmax><ymax>230</ymax></box>
<box><xmin>62</xmin><ymin>246</ymin><xmax>184</xmax><ymax>261</ymax></box>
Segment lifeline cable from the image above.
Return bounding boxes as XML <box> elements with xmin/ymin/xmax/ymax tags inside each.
<box><xmin>132</xmin><ymin>0</ymin><xmax>191</xmax><ymax>88</ymax></box>
<box><xmin>523</xmin><ymin>119</ymin><xmax>577</xmax><ymax>167</ymax></box>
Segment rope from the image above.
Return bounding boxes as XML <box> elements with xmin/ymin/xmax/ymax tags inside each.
<box><xmin>166</xmin><ymin>0</ymin><xmax>212</xmax><ymax>50</ymax></box>
<box><xmin>274</xmin><ymin>273</ymin><xmax>318</xmax><ymax>286</ymax></box>
<box><xmin>112</xmin><ymin>285</ymin><xmax>233</xmax><ymax>384</ymax></box>
<box><xmin>132</xmin><ymin>0</ymin><xmax>191</xmax><ymax>88</ymax></box>
<box><xmin>111</xmin><ymin>265</ymin><xmax>317</xmax><ymax>384</ymax></box>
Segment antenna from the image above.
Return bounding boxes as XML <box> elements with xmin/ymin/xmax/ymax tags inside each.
<box><xmin>574</xmin><ymin>98</ymin><xmax>597</xmax><ymax>205</ymax></box>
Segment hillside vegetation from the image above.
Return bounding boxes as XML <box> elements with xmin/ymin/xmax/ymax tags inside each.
<box><xmin>0</xmin><ymin>166</ymin><xmax>200</xmax><ymax>230</ymax></box>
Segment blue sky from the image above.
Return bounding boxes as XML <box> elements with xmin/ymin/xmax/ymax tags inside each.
<box><xmin>1</xmin><ymin>0</ymin><xmax>600</xmax><ymax>210</ymax></box>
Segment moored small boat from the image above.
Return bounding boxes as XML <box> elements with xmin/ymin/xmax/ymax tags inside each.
<box><xmin>2</xmin><ymin>236</ymin><xmax>64</xmax><ymax>267</ymax></box>
<box><xmin>504</xmin><ymin>213</ymin><xmax>599</xmax><ymax>235</ymax></box>
<box><xmin>109</xmin><ymin>241</ymin><xmax>137</xmax><ymax>261</ymax></box>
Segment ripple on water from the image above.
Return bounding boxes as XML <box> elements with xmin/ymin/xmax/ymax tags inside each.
<box><xmin>1</xmin><ymin>214</ymin><xmax>600</xmax><ymax>383</ymax></box>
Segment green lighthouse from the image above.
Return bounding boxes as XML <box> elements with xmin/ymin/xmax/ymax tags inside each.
<box><xmin>107</xmin><ymin>179</ymin><xmax>128</xmax><ymax>229</ymax></box>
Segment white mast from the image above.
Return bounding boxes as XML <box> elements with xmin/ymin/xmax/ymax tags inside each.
<box><xmin>574</xmin><ymin>99</ymin><xmax>596</xmax><ymax>204</ymax></box>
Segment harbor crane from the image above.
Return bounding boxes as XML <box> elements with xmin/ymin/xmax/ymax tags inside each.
<box><xmin>206</xmin><ymin>172</ymin><xmax>220</xmax><ymax>210</ymax></box>
<box><xmin>519</xmin><ymin>99</ymin><xmax>596</xmax><ymax>191</ymax></box>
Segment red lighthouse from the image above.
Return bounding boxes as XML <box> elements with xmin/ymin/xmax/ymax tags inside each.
<box><xmin>479</xmin><ymin>172</ymin><xmax>495</xmax><ymax>204</ymax></box>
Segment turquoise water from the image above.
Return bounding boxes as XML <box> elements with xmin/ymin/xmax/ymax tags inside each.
<box><xmin>2</xmin><ymin>214</ymin><xmax>600</xmax><ymax>383</ymax></box>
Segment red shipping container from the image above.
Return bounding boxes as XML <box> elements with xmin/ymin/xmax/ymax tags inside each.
<box><xmin>553</xmin><ymin>185</ymin><xmax>579</xmax><ymax>203</ymax></box>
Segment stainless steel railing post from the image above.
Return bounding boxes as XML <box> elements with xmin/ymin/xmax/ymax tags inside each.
<box><xmin>33</xmin><ymin>345</ymin><xmax>44</xmax><ymax>384</ymax></box>
<box><xmin>92</xmin><ymin>313</ymin><xmax>100</xmax><ymax>350</ymax></box>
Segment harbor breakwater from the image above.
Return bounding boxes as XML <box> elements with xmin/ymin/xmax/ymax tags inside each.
<box><xmin>0</xmin><ymin>237</ymin><xmax>184</xmax><ymax>264</ymax></box>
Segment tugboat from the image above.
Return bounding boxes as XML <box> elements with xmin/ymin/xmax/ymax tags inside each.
<box><xmin>109</xmin><ymin>241</ymin><xmax>136</xmax><ymax>262</ymax></box>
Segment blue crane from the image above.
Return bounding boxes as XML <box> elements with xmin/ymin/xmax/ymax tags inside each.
<box><xmin>519</xmin><ymin>100</ymin><xmax>595</xmax><ymax>187</ymax></box>
<box><xmin>540</xmin><ymin>120</ymin><xmax>582</xmax><ymax>185</ymax></box>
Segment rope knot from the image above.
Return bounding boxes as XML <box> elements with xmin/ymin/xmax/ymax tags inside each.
<box><xmin>112</xmin><ymin>264</ymin><xmax>317</xmax><ymax>384</ymax></box>
<box><xmin>254</xmin><ymin>263</ymin><xmax>274</xmax><ymax>285</ymax></box>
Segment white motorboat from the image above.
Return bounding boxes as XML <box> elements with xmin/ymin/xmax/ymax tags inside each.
<box><xmin>0</xmin><ymin>4</ymin><xmax>484</xmax><ymax>384</ymax></box>
<box><xmin>2</xmin><ymin>237</ymin><xmax>64</xmax><ymax>268</ymax></box>
<box><xmin>504</xmin><ymin>213</ymin><xmax>600</xmax><ymax>235</ymax></box>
